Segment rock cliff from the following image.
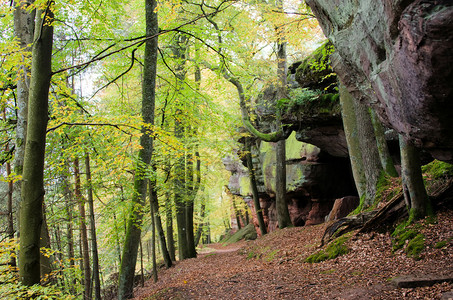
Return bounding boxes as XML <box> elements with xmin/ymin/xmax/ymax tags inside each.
<box><xmin>305</xmin><ymin>0</ymin><xmax>453</xmax><ymax>162</ymax></box>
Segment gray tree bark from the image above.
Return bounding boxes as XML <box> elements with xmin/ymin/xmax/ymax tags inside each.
<box><xmin>399</xmin><ymin>136</ymin><xmax>431</xmax><ymax>220</ymax></box>
<box><xmin>13</xmin><ymin>0</ymin><xmax>35</xmax><ymax>212</ymax></box>
<box><xmin>18</xmin><ymin>2</ymin><xmax>54</xmax><ymax>286</ymax></box>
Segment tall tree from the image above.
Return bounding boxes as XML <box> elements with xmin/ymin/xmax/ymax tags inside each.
<box><xmin>13</xmin><ymin>0</ymin><xmax>35</xmax><ymax>211</ymax></box>
<box><xmin>85</xmin><ymin>154</ymin><xmax>102</xmax><ymax>300</ymax></box>
<box><xmin>172</xmin><ymin>33</ymin><xmax>190</xmax><ymax>260</ymax></box>
<box><xmin>149</xmin><ymin>176</ymin><xmax>172</xmax><ymax>268</ymax></box>
<box><xmin>118</xmin><ymin>0</ymin><xmax>158</xmax><ymax>297</ymax></box>
<box><xmin>19</xmin><ymin>0</ymin><xmax>54</xmax><ymax>286</ymax></box>
<box><xmin>75</xmin><ymin>157</ymin><xmax>91</xmax><ymax>300</ymax></box>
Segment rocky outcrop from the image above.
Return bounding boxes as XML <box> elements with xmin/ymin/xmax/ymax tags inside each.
<box><xmin>226</xmin><ymin>133</ymin><xmax>357</xmax><ymax>233</ymax></box>
<box><xmin>326</xmin><ymin>196</ymin><xmax>360</xmax><ymax>221</ymax></box>
<box><xmin>305</xmin><ymin>0</ymin><xmax>453</xmax><ymax>162</ymax></box>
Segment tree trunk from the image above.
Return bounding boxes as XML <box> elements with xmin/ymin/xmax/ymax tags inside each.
<box><xmin>165</xmin><ymin>193</ymin><xmax>176</xmax><ymax>261</ymax></box>
<box><xmin>370</xmin><ymin>109</ymin><xmax>398</xmax><ymax>177</ymax></box>
<box><xmin>185</xmin><ymin>138</ymin><xmax>200</xmax><ymax>258</ymax></box>
<box><xmin>85</xmin><ymin>154</ymin><xmax>102</xmax><ymax>300</ymax></box>
<box><xmin>151</xmin><ymin>205</ymin><xmax>158</xmax><ymax>283</ymax></box>
<box><xmin>353</xmin><ymin>99</ymin><xmax>383</xmax><ymax>207</ymax></box>
<box><xmin>149</xmin><ymin>179</ymin><xmax>172</xmax><ymax>268</ymax></box>
<box><xmin>275</xmin><ymin>140</ymin><xmax>292</xmax><ymax>228</ymax></box>
<box><xmin>18</xmin><ymin>3</ymin><xmax>53</xmax><ymax>286</ymax></box>
<box><xmin>75</xmin><ymin>158</ymin><xmax>91</xmax><ymax>300</ymax></box>
<box><xmin>40</xmin><ymin>203</ymin><xmax>53</xmax><ymax>282</ymax></box>
<box><xmin>185</xmin><ymin>147</ymin><xmax>196</xmax><ymax>258</ymax></box>
<box><xmin>63</xmin><ymin>174</ymin><xmax>76</xmax><ymax>291</ymax></box>
<box><xmin>194</xmin><ymin>200</ymin><xmax>206</xmax><ymax>246</ymax></box>
<box><xmin>118</xmin><ymin>0</ymin><xmax>158</xmax><ymax>297</ymax></box>
<box><xmin>172</xmin><ymin>33</ymin><xmax>190</xmax><ymax>261</ymax></box>
<box><xmin>399</xmin><ymin>135</ymin><xmax>431</xmax><ymax>220</ymax></box>
<box><xmin>339</xmin><ymin>84</ymin><xmax>366</xmax><ymax>199</ymax></box>
<box><xmin>275</xmin><ymin>0</ymin><xmax>292</xmax><ymax>229</ymax></box>
<box><xmin>245</xmin><ymin>139</ymin><xmax>267</xmax><ymax>235</ymax></box>
<box><xmin>13</xmin><ymin>0</ymin><xmax>35</xmax><ymax>220</ymax></box>
<box><xmin>3</xmin><ymin>131</ymin><xmax>16</xmax><ymax>267</ymax></box>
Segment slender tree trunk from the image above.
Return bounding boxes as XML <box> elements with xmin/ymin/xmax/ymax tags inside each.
<box><xmin>113</xmin><ymin>212</ymin><xmax>122</xmax><ymax>269</ymax></box>
<box><xmin>399</xmin><ymin>136</ymin><xmax>431</xmax><ymax>220</ymax></box>
<box><xmin>3</xmin><ymin>129</ymin><xmax>16</xmax><ymax>267</ymax></box>
<box><xmin>75</xmin><ymin>158</ymin><xmax>91</xmax><ymax>300</ymax></box>
<box><xmin>85</xmin><ymin>154</ymin><xmax>101</xmax><ymax>300</ymax></box>
<box><xmin>139</xmin><ymin>238</ymin><xmax>144</xmax><ymax>287</ymax></box>
<box><xmin>165</xmin><ymin>193</ymin><xmax>176</xmax><ymax>261</ymax></box>
<box><xmin>149</xmin><ymin>178</ymin><xmax>172</xmax><ymax>268</ymax></box>
<box><xmin>185</xmin><ymin>136</ymin><xmax>200</xmax><ymax>258</ymax></box>
<box><xmin>194</xmin><ymin>200</ymin><xmax>206</xmax><ymax>246</ymax></box>
<box><xmin>40</xmin><ymin>203</ymin><xmax>53</xmax><ymax>282</ymax></box>
<box><xmin>151</xmin><ymin>205</ymin><xmax>158</xmax><ymax>283</ymax></box>
<box><xmin>185</xmin><ymin>149</ymin><xmax>196</xmax><ymax>257</ymax></box>
<box><xmin>118</xmin><ymin>0</ymin><xmax>158</xmax><ymax>297</ymax></box>
<box><xmin>245</xmin><ymin>140</ymin><xmax>267</xmax><ymax>235</ymax></box>
<box><xmin>370</xmin><ymin>109</ymin><xmax>398</xmax><ymax>177</ymax></box>
<box><xmin>274</xmin><ymin>0</ymin><xmax>292</xmax><ymax>228</ymax></box>
<box><xmin>275</xmin><ymin>140</ymin><xmax>292</xmax><ymax>228</ymax></box>
<box><xmin>18</xmin><ymin>3</ymin><xmax>54</xmax><ymax>285</ymax></box>
<box><xmin>63</xmin><ymin>174</ymin><xmax>76</xmax><ymax>291</ymax></box>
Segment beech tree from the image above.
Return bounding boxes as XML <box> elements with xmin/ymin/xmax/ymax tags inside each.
<box><xmin>19</xmin><ymin>0</ymin><xmax>54</xmax><ymax>286</ymax></box>
<box><xmin>118</xmin><ymin>0</ymin><xmax>158</xmax><ymax>298</ymax></box>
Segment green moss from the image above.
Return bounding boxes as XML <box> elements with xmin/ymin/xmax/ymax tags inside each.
<box><xmin>320</xmin><ymin>269</ymin><xmax>336</xmax><ymax>274</ymax></box>
<box><xmin>434</xmin><ymin>240</ymin><xmax>447</xmax><ymax>249</ymax></box>
<box><xmin>223</xmin><ymin>223</ymin><xmax>257</xmax><ymax>245</ymax></box>
<box><xmin>406</xmin><ymin>234</ymin><xmax>424</xmax><ymax>259</ymax></box>
<box><xmin>392</xmin><ymin>228</ymin><xmax>418</xmax><ymax>251</ymax></box>
<box><xmin>391</xmin><ymin>220</ymin><xmax>425</xmax><ymax>259</ymax></box>
<box><xmin>305</xmin><ymin>235</ymin><xmax>349</xmax><ymax>263</ymax></box>
<box><xmin>296</xmin><ymin>40</ymin><xmax>335</xmax><ymax>78</ymax></box>
<box><xmin>422</xmin><ymin>160</ymin><xmax>453</xmax><ymax>179</ymax></box>
<box><xmin>265</xmin><ymin>249</ymin><xmax>279</xmax><ymax>262</ymax></box>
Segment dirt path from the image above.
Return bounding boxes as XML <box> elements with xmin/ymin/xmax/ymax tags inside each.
<box><xmin>132</xmin><ymin>211</ymin><xmax>453</xmax><ymax>300</ymax></box>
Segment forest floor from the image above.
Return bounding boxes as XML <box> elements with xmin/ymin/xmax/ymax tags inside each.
<box><xmin>132</xmin><ymin>209</ymin><xmax>453</xmax><ymax>300</ymax></box>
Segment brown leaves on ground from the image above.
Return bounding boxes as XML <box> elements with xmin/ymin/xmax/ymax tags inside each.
<box><xmin>133</xmin><ymin>210</ymin><xmax>453</xmax><ymax>300</ymax></box>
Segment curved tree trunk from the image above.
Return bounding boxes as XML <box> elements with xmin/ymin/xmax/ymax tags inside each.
<box><xmin>399</xmin><ymin>135</ymin><xmax>431</xmax><ymax>220</ymax></box>
<box><xmin>18</xmin><ymin>2</ymin><xmax>54</xmax><ymax>286</ymax></box>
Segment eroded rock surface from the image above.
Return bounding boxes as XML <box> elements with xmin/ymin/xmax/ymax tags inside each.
<box><xmin>306</xmin><ymin>0</ymin><xmax>453</xmax><ymax>161</ymax></box>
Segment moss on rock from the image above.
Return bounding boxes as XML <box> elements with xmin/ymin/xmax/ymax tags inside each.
<box><xmin>294</xmin><ymin>40</ymin><xmax>336</xmax><ymax>91</ymax></box>
<box><xmin>305</xmin><ymin>235</ymin><xmax>350</xmax><ymax>263</ymax></box>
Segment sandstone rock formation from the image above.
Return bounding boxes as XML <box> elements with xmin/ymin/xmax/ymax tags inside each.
<box><xmin>305</xmin><ymin>0</ymin><xmax>453</xmax><ymax>162</ymax></box>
